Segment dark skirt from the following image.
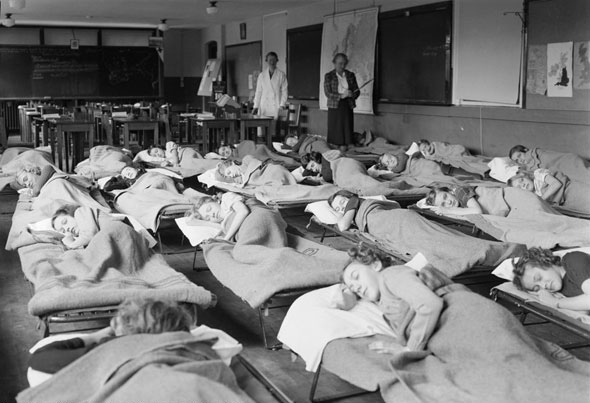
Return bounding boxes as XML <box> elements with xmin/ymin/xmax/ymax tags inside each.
<box><xmin>327</xmin><ymin>100</ymin><xmax>354</xmax><ymax>146</ymax></box>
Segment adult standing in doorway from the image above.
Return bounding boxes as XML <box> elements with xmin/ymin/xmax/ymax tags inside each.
<box><xmin>253</xmin><ymin>51</ymin><xmax>288</xmax><ymax>139</ymax></box>
<box><xmin>324</xmin><ymin>53</ymin><xmax>359</xmax><ymax>153</ymax></box>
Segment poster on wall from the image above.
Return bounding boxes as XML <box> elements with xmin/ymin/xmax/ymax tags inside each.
<box><xmin>197</xmin><ymin>59</ymin><xmax>221</xmax><ymax>96</ymax></box>
<box><xmin>546</xmin><ymin>42</ymin><xmax>573</xmax><ymax>97</ymax></box>
<box><xmin>573</xmin><ymin>41</ymin><xmax>590</xmax><ymax>90</ymax></box>
<box><xmin>526</xmin><ymin>45</ymin><xmax>547</xmax><ymax>95</ymax></box>
<box><xmin>319</xmin><ymin>7</ymin><xmax>378</xmax><ymax>114</ymax></box>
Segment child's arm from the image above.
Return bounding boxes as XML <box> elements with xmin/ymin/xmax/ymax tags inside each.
<box><xmin>336</xmin><ymin>209</ymin><xmax>356</xmax><ymax>232</ymax></box>
<box><xmin>62</xmin><ymin>234</ymin><xmax>91</xmax><ymax>249</ymax></box>
<box><xmin>222</xmin><ymin>201</ymin><xmax>250</xmax><ymax>241</ymax></box>
<box><xmin>384</xmin><ymin>270</ymin><xmax>443</xmax><ymax>351</ymax></box>
<box><xmin>540</xmin><ymin>173</ymin><xmax>563</xmax><ymax>201</ymax></box>
<box><xmin>432</xmin><ymin>197</ymin><xmax>483</xmax><ymax>216</ymax></box>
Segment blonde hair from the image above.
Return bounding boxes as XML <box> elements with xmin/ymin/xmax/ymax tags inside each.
<box><xmin>115</xmin><ymin>297</ymin><xmax>194</xmax><ymax>335</ymax></box>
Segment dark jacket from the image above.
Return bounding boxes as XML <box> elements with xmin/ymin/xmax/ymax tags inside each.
<box><xmin>323</xmin><ymin>69</ymin><xmax>360</xmax><ymax>109</ymax></box>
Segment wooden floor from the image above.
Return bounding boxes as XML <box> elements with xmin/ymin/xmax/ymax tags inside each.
<box><xmin>0</xmin><ymin>193</ymin><xmax>589</xmax><ymax>403</ymax></box>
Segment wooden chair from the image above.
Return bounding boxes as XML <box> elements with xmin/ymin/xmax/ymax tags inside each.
<box><xmin>0</xmin><ymin>116</ymin><xmax>7</xmax><ymax>148</ymax></box>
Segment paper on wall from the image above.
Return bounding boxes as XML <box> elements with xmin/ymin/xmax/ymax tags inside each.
<box><xmin>573</xmin><ymin>41</ymin><xmax>590</xmax><ymax>90</ymax></box>
<box><xmin>547</xmin><ymin>42</ymin><xmax>573</xmax><ymax>97</ymax></box>
<box><xmin>526</xmin><ymin>45</ymin><xmax>547</xmax><ymax>95</ymax></box>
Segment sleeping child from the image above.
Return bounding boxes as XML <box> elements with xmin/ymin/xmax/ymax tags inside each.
<box><xmin>337</xmin><ymin>244</ymin><xmax>443</xmax><ymax>352</ymax></box>
<box><xmin>186</xmin><ymin>192</ymin><xmax>250</xmax><ymax>241</ymax></box>
<box><xmin>367</xmin><ymin>152</ymin><xmax>409</xmax><ymax>178</ymax></box>
<box><xmin>51</xmin><ymin>204</ymin><xmax>122</xmax><ymax>249</ymax></box>
<box><xmin>509</xmin><ymin>145</ymin><xmax>590</xmax><ymax>186</ymax></box>
<box><xmin>424</xmin><ymin>185</ymin><xmax>484</xmax><ymax>216</ymax></box>
<box><xmin>214</xmin><ymin>155</ymin><xmax>297</xmax><ymax>187</ymax></box>
<box><xmin>512</xmin><ymin>248</ymin><xmax>590</xmax><ymax>312</ymax></box>
<box><xmin>507</xmin><ymin>169</ymin><xmax>590</xmax><ymax>214</ymax></box>
<box><xmin>296</xmin><ymin>152</ymin><xmax>333</xmax><ymax>185</ymax></box>
<box><xmin>417</xmin><ymin>139</ymin><xmax>490</xmax><ymax>177</ymax></box>
<box><xmin>102</xmin><ymin>165</ymin><xmax>146</xmax><ymax>191</ymax></box>
<box><xmin>325</xmin><ymin>190</ymin><xmax>523</xmax><ymax>275</ymax></box>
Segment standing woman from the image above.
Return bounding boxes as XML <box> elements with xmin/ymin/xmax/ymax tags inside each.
<box><xmin>253</xmin><ymin>51</ymin><xmax>288</xmax><ymax>138</ymax></box>
<box><xmin>324</xmin><ymin>53</ymin><xmax>360</xmax><ymax>153</ymax></box>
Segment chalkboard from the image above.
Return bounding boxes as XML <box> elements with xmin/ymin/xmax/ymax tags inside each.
<box><xmin>378</xmin><ymin>2</ymin><xmax>452</xmax><ymax>105</ymax></box>
<box><xmin>225</xmin><ymin>42</ymin><xmax>261</xmax><ymax>99</ymax></box>
<box><xmin>287</xmin><ymin>24</ymin><xmax>322</xmax><ymax>100</ymax></box>
<box><xmin>0</xmin><ymin>46</ymin><xmax>159</xmax><ymax>99</ymax></box>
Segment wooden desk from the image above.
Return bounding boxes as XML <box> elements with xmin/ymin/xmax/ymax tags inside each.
<box><xmin>189</xmin><ymin>118</ymin><xmax>236</xmax><ymax>153</ymax></box>
<box><xmin>48</xmin><ymin>118</ymin><xmax>95</xmax><ymax>172</ymax></box>
<box><xmin>32</xmin><ymin>117</ymin><xmax>48</xmax><ymax>148</ymax></box>
<box><xmin>112</xmin><ymin>118</ymin><xmax>159</xmax><ymax>149</ymax></box>
<box><xmin>239</xmin><ymin>116</ymin><xmax>274</xmax><ymax>148</ymax></box>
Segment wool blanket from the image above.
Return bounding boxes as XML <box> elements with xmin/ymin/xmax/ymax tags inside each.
<box><xmin>331</xmin><ymin>157</ymin><xmax>427</xmax><ymax>197</ymax></box>
<box><xmin>465</xmin><ymin>187</ymin><xmax>590</xmax><ymax>248</ymax></box>
<box><xmin>348</xmin><ymin>137</ymin><xmax>407</xmax><ymax>155</ymax></box>
<box><xmin>321</xmin><ymin>285</ymin><xmax>590</xmax><ymax>403</ymax></box>
<box><xmin>113</xmin><ymin>172</ymin><xmax>200</xmax><ymax>231</ymax></box>
<box><xmin>524</xmin><ymin>147</ymin><xmax>590</xmax><ymax>186</ymax></box>
<box><xmin>235</xmin><ymin>140</ymin><xmax>299</xmax><ymax>168</ymax></box>
<box><xmin>22</xmin><ymin>221</ymin><xmax>214</xmax><ymax>316</ymax></box>
<box><xmin>17</xmin><ymin>332</ymin><xmax>253</xmax><ymax>403</ymax></box>
<box><xmin>74</xmin><ymin>145</ymin><xmax>133</xmax><ymax>179</ymax></box>
<box><xmin>355</xmin><ymin>199</ymin><xmax>524</xmax><ymax>277</ymax></box>
<box><xmin>203</xmin><ymin>206</ymin><xmax>349</xmax><ymax>307</ymax></box>
<box><xmin>425</xmin><ymin>141</ymin><xmax>491</xmax><ymax>176</ymax></box>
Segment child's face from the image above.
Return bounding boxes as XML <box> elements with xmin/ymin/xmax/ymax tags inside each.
<box><xmin>221</xmin><ymin>162</ymin><xmax>242</xmax><ymax>178</ymax></box>
<box><xmin>510</xmin><ymin>150</ymin><xmax>531</xmax><ymax>166</ymax></box>
<box><xmin>306</xmin><ymin>160</ymin><xmax>321</xmax><ymax>173</ymax></box>
<box><xmin>149</xmin><ymin>147</ymin><xmax>165</xmax><ymax>158</ymax></box>
<box><xmin>198</xmin><ymin>201</ymin><xmax>223</xmax><ymax>223</ymax></box>
<box><xmin>53</xmin><ymin>214</ymin><xmax>79</xmax><ymax>237</ymax></box>
<box><xmin>433</xmin><ymin>190</ymin><xmax>459</xmax><ymax>208</ymax></box>
<box><xmin>331</xmin><ymin>195</ymin><xmax>349</xmax><ymax>214</ymax></box>
<box><xmin>379</xmin><ymin>154</ymin><xmax>399</xmax><ymax>172</ymax></box>
<box><xmin>285</xmin><ymin>136</ymin><xmax>298</xmax><ymax>147</ymax></box>
<box><xmin>342</xmin><ymin>261</ymin><xmax>382</xmax><ymax>302</ymax></box>
<box><xmin>419</xmin><ymin>142</ymin><xmax>434</xmax><ymax>156</ymax></box>
<box><xmin>121</xmin><ymin>166</ymin><xmax>139</xmax><ymax>180</ymax></box>
<box><xmin>511</xmin><ymin>176</ymin><xmax>534</xmax><ymax>192</ymax></box>
<box><xmin>519</xmin><ymin>263</ymin><xmax>563</xmax><ymax>292</ymax></box>
<box><xmin>218</xmin><ymin>146</ymin><xmax>233</xmax><ymax>159</ymax></box>
<box><xmin>16</xmin><ymin>170</ymin><xmax>38</xmax><ymax>189</ymax></box>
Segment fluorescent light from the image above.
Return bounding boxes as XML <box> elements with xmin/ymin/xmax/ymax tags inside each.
<box><xmin>207</xmin><ymin>1</ymin><xmax>218</xmax><ymax>15</ymax></box>
<box><xmin>158</xmin><ymin>19</ymin><xmax>169</xmax><ymax>31</ymax></box>
<box><xmin>2</xmin><ymin>14</ymin><xmax>15</xmax><ymax>27</ymax></box>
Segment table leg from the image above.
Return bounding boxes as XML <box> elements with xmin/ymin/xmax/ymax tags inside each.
<box><xmin>42</xmin><ymin>122</ymin><xmax>48</xmax><ymax>147</ymax></box>
<box><xmin>154</xmin><ymin>123</ymin><xmax>159</xmax><ymax>146</ymax></box>
<box><xmin>266</xmin><ymin>122</ymin><xmax>273</xmax><ymax>148</ymax></box>
<box><xmin>124</xmin><ymin>124</ymin><xmax>130</xmax><ymax>150</ymax></box>
<box><xmin>56</xmin><ymin>127</ymin><xmax>63</xmax><ymax>170</ymax></box>
<box><xmin>89</xmin><ymin>126</ymin><xmax>95</xmax><ymax>151</ymax></box>
<box><xmin>33</xmin><ymin>124</ymin><xmax>40</xmax><ymax>148</ymax></box>
<box><xmin>203</xmin><ymin>123</ymin><xmax>210</xmax><ymax>153</ymax></box>
<box><xmin>240</xmin><ymin>121</ymin><xmax>246</xmax><ymax>143</ymax></box>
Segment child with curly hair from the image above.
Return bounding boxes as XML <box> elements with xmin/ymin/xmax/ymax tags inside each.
<box><xmin>512</xmin><ymin>247</ymin><xmax>590</xmax><ymax>311</ymax></box>
<box><xmin>186</xmin><ymin>192</ymin><xmax>250</xmax><ymax>241</ymax></box>
<box><xmin>339</xmin><ymin>244</ymin><xmax>444</xmax><ymax>352</ymax></box>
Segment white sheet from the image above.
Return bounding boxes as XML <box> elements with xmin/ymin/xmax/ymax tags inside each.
<box><xmin>277</xmin><ymin>284</ymin><xmax>395</xmax><ymax>372</ymax></box>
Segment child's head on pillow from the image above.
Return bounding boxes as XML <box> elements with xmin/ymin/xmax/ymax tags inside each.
<box><xmin>51</xmin><ymin>204</ymin><xmax>81</xmax><ymax>237</ymax></box>
<box><xmin>189</xmin><ymin>196</ymin><xmax>222</xmax><ymax>223</ymax></box>
<box><xmin>283</xmin><ymin>134</ymin><xmax>299</xmax><ymax>148</ymax></box>
<box><xmin>375</xmin><ymin>152</ymin><xmax>408</xmax><ymax>173</ymax></box>
<box><xmin>512</xmin><ymin>247</ymin><xmax>563</xmax><ymax>293</ymax></box>
<box><xmin>148</xmin><ymin>145</ymin><xmax>166</xmax><ymax>158</ymax></box>
<box><xmin>328</xmin><ymin>190</ymin><xmax>356</xmax><ymax>214</ymax></box>
<box><xmin>301</xmin><ymin>152</ymin><xmax>323</xmax><ymax>176</ymax></box>
<box><xmin>507</xmin><ymin>171</ymin><xmax>535</xmax><ymax>193</ymax></box>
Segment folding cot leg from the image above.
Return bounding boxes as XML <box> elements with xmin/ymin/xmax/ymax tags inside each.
<box><xmin>157</xmin><ymin>231</ymin><xmax>164</xmax><ymax>254</ymax></box>
<box><xmin>320</xmin><ymin>228</ymin><xmax>327</xmax><ymax>243</ymax></box>
<box><xmin>309</xmin><ymin>362</ymin><xmax>372</xmax><ymax>403</ymax></box>
<box><xmin>192</xmin><ymin>246</ymin><xmax>199</xmax><ymax>270</ymax></box>
<box><xmin>519</xmin><ymin>311</ymin><xmax>528</xmax><ymax>324</ymax></box>
<box><xmin>258</xmin><ymin>304</ymin><xmax>270</xmax><ymax>349</ymax></box>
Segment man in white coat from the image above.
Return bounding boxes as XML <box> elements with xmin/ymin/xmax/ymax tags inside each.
<box><xmin>253</xmin><ymin>51</ymin><xmax>288</xmax><ymax>138</ymax></box>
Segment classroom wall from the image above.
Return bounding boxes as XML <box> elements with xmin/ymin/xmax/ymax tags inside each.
<box><xmin>194</xmin><ymin>0</ymin><xmax>590</xmax><ymax>158</ymax></box>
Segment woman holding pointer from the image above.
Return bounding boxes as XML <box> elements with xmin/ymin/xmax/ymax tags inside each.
<box><xmin>323</xmin><ymin>53</ymin><xmax>360</xmax><ymax>153</ymax></box>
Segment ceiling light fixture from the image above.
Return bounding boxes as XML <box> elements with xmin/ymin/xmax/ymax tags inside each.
<box><xmin>8</xmin><ymin>0</ymin><xmax>25</xmax><ymax>10</ymax></box>
<box><xmin>1</xmin><ymin>13</ymin><xmax>15</xmax><ymax>27</ymax></box>
<box><xmin>206</xmin><ymin>1</ymin><xmax>218</xmax><ymax>15</ymax></box>
<box><xmin>157</xmin><ymin>18</ymin><xmax>169</xmax><ymax>32</ymax></box>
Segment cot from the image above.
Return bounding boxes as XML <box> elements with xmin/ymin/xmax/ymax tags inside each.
<box><xmin>490</xmin><ymin>282</ymin><xmax>590</xmax><ymax>349</ymax></box>
<box><xmin>308</xmin><ymin>216</ymin><xmax>502</xmax><ymax>287</ymax></box>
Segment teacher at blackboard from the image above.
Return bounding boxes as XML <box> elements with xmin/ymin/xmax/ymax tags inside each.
<box><xmin>324</xmin><ymin>53</ymin><xmax>359</xmax><ymax>152</ymax></box>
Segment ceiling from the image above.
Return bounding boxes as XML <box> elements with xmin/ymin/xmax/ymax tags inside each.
<box><xmin>0</xmin><ymin>0</ymin><xmax>325</xmax><ymax>29</ymax></box>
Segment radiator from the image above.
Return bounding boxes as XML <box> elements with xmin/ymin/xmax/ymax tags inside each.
<box><xmin>0</xmin><ymin>101</ymin><xmax>24</xmax><ymax>132</ymax></box>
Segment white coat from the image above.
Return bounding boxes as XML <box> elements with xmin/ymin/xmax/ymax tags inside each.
<box><xmin>253</xmin><ymin>68</ymin><xmax>288</xmax><ymax>119</ymax></box>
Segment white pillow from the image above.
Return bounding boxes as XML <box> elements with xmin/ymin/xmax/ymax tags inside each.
<box><xmin>305</xmin><ymin>201</ymin><xmax>340</xmax><ymax>225</ymax></box>
<box><xmin>405</xmin><ymin>142</ymin><xmax>420</xmax><ymax>156</ymax></box>
<box><xmin>488</xmin><ymin>157</ymin><xmax>519</xmax><ymax>183</ymax></box>
<box><xmin>175</xmin><ymin>216</ymin><xmax>222</xmax><ymax>247</ymax></box>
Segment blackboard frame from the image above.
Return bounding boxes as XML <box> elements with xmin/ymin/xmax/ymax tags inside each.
<box><xmin>377</xmin><ymin>1</ymin><xmax>453</xmax><ymax>106</ymax></box>
<box><xmin>286</xmin><ymin>23</ymin><xmax>323</xmax><ymax>100</ymax></box>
